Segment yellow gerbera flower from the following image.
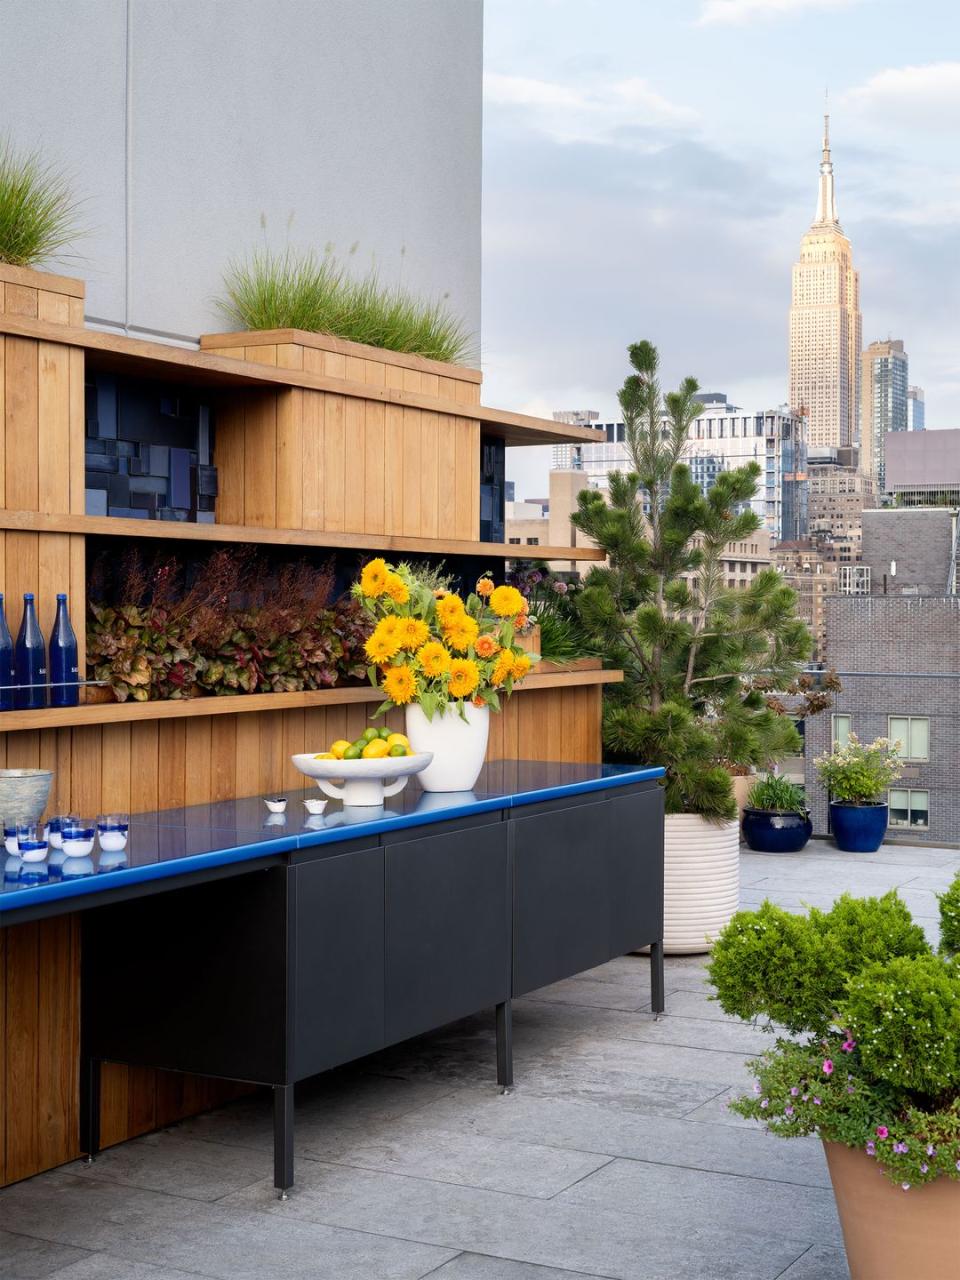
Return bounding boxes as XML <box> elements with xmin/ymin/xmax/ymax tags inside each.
<box><xmin>448</xmin><ymin>658</ymin><xmax>480</xmax><ymax>700</ymax></box>
<box><xmin>491</xmin><ymin>650</ymin><xmax>515</xmax><ymax>686</ymax></box>
<box><xmin>360</xmin><ymin>557</ymin><xmax>390</xmax><ymax>597</ymax></box>
<box><xmin>399</xmin><ymin>617</ymin><xmax>430</xmax><ymax>650</ymax></box>
<box><xmin>364</xmin><ymin>618</ymin><xmax>402</xmax><ymax>664</ymax></box>
<box><xmin>489</xmin><ymin>585</ymin><xmax>525</xmax><ymax>618</ymax></box>
<box><xmin>444</xmin><ymin>615</ymin><xmax>479</xmax><ymax>653</ymax></box>
<box><xmin>384</xmin><ymin>572</ymin><xmax>410</xmax><ymax>605</ymax></box>
<box><xmin>435</xmin><ymin>593</ymin><xmax>466</xmax><ymax>626</ymax></box>
<box><xmin>382</xmin><ymin>664</ymin><xmax>416</xmax><ymax>705</ymax></box>
<box><xmin>416</xmin><ymin>641</ymin><xmax>452</xmax><ymax>677</ymax></box>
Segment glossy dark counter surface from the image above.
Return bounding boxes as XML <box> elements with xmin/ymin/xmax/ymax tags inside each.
<box><xmin>0</xmin><ymin>761</ymin><xmax>664</xmax><ymax>916</ymax></box>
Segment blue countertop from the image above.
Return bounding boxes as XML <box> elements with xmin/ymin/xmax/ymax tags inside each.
<box><xmin>0</xmin><ymin>761</ymin><xmax>664</xmax><ymax>915</ymax></box>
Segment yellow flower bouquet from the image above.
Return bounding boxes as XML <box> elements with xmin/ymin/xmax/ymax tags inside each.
<box><xmin>352</xmin><ymin>559</ymin><xmax>537</xmax><ymax>720</ymax></box>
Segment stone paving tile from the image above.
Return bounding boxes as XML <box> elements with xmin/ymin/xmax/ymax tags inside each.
<box><xmin>682</xmin><ymin>1086</ymin><xmax>762</xmax><ymax>1128</ymax></box>
<box><xmin>519</xmin><ymin>974</ymin><xmax>654</xmax><ymax>1012</ymax></box>
<box><xmin>411</xmin><ymin>1086</ymin><xmax>832</xmax><ymax>1187</ymax></box>
<box><xmin>0</xmin><ymin>1173</ymin><xmax>457</xmax><ymax>1280</ymax></box>
<box><xmin>429</xmin><ymin>1255</ymin><xmax>615</xmax><ymax>1279</ymax></box>
<box><xmin>47</xmin><ymin>1258</ymin><xmax>210</xmax><ymax>1280</ymax></box>
<box><xmin>558</xmin><ymin>1156</ymin><xmax>844</xmax><ymax>1248</ymax></box>
<box><xmin>775</xmin><ymin>1245</ymin><xmax>850</xmax><ymax>1279</ymax></box>
<box><xmin>297</xmin><ymin>1117</ymin><xmax>613</xmax><ymax>1197</ymax></box>
<box><xmin>70</xmin><ymin>1130</ymin><xmax>269</xmax><ymax>1200</ymax></box>
<box><xmin>0</xmin><ymin>1229</ymin><xmax>91</xmax><ymax>1278</ymax></box>
<box><xmin>222</xmin><ymin>1162</ymin><xmax>815</xmax><ymax>1280</ymax></box>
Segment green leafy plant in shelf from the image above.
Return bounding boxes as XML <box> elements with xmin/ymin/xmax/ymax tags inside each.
<box><xmin>0</xmin><ymin>137</ymin><xmax>83</xmax><ymax>267</ymax></box>
<box><xmin>217</xmin><ymin>247</ymin><xmax>475</xmax><ymax>364</ymax></box>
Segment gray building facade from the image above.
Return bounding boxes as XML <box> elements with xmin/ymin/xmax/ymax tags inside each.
<box><xmin>805</xmin><ymin>595</ymin><xmax>960</xmax><ymax>845</ymax></box>
<box><xmin>861</xmin><ymin>507</ymin><xmax>958</xmax><ymax>597</ymax></box>
<box><xmin>0</xmin><ymin>0</ymin><xmax>483</xmax><ymax>345</ymax></box>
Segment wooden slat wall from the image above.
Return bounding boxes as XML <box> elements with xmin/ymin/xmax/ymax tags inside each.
<box><xmin>209</xmin><ymin>340</ymin><xmax>481</xmax><ymax>540</ymax></box>
<box><xmin>0</xmin><ymin>685</ymin><xmax>603</xmax><ymax>1186</ymax></box>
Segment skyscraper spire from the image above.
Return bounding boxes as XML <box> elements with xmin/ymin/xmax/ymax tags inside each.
<box><xmin>814</xmin><ymin>110</ymin><xmax>840</xmax><ymax>228</ymax></box>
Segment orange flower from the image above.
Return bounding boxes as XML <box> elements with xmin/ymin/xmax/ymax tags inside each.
<box><xmin>491</xmin><ymin>650</ymin><xmax>515</xmax><ymax>687</ymax></box>
<box><xmin>448</xmin><ymin>658</ymin><xmax>480</xmax><ymax>700</ymax></box>
<box><xmin>512</xmin><ymin>652</ymin><xmax>532</xmax><ymax>679</ymax></box>
<box><xmin>384</xmin><ymin>572</ymin><xmax>410</xmax><ymax>605</ymax></box>
<box><xmin>472</xmin><ymin>696</ymin><xmax>485</xmax><ymax>708</ymax></box>
<box><xmin>382</xmin><ymin>664</ymin><xmax>416</xmax><ymax>705</ymax></box>
<box><xmin>476</xmin><ymin>577</ymin><xmax>494</xmax><ymax>598</ymax></box>
<box><xmin>475</xmin><ymin>634</ymin><xmax>499</xmax><ymax>659</ymax></box>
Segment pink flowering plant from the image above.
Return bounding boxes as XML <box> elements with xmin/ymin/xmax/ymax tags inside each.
<box><xmin>709</xmin><ymin>893</ymin><xmax>960</xmax><ymax>1189</ymax></box>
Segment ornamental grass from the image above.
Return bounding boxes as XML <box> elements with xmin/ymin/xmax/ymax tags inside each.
<box><xmin>217</xmin><ymin>247</ymin><xmax>475</xmax><ymax>364</ymax></box>
<box><xmin>0</xmin><ymin>138</ymin><xmax>83</xmax><ymax>267</ymax></box>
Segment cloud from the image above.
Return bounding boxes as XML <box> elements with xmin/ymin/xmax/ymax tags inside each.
<box><xmin>843</xmin><ymin>62</ymin><xmax>960</xmax><ymax>132</ymax></box>
<box><xmin>696</xmin><ymin>0</ymin><xmax>860</xmax><ymax>24</ymax></box>
<box><xmin>483</xmin><ymin>72</ymin><xmax>698</xmax><ymax>145</ymax></box>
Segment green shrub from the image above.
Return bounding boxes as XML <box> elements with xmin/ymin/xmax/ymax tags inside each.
<box><xmin>938</xmin><ymin>873</ymin><xmax>960</xmax><ymax>956</ymax></box>
<box><xmin>709</xmin><ymin>892</ymin><xmax>930</xmax><ymax>1035</ymax></box>
<box><xmin>841</xmin><ymin>955</ymin><xmax>960</xmax><ymax>1098</ymax></box>
<box><xmin>0</xmin><ymin>138</ymin><xmax>82</xmax><ymax>267</ymax></box>
<box><xmin>814</xmin><ymin>733</ymin><xmax>902</xmax><ymax>804</ymax></box>
<box><xmin>217</xmin><ymin>247</ymin><xmax>474</xmax><ymax>364</ymax></box>
<box><xmin>745</xmin><ymin>773</ymin><xmax>806</xmax><ymax>813</ymax></box>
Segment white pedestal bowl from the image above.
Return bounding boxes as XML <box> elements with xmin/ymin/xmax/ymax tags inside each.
<box><xmin>291</xmin><ymin>752</ymin><xmax>433</xmax><ymax>807</ymax></box>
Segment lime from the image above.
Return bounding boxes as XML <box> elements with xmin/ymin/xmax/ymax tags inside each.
<box><xmin>362</xmin><ymin>727</ymin><xmax>380</xmax><ymax>742</ymax></box>
<box><xmin>388</xmin><ymin>743</ymin><xmax>407</xmax><ymax>757</ymax></box>
<box><xmin>343</xmin><ymin>743</ymin><xmax>363</xmax><ymax>760</ymax></box>
<box><xmin>378</xmin><ymin>726</ymin><xmax>392</xmax><ymax>739</ymax></box>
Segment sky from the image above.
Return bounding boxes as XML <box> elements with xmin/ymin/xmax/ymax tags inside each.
<box><xmin>481</xmin><ymin>0</ymin><xmax>960</xmax><ymax>498</ymax></box>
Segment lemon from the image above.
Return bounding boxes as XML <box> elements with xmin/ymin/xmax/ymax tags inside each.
<box><xmin>330</xmin><ymin>739</ymin><xmax>352</xmax><ymax>760</ymax></box>
<box><xmin>313</xmin><ymin>751</ymin><xmax>336</xmax><ymax>760</ymax></box>
<box><xmin>386</xmin><ymin>732</ymin><xmax>410</xmax><ymax>750</ymax></box>
<box><xmin>362</xmin><ymin>737</ymin><xmax>390</xmax><ymax>759</ymax></box>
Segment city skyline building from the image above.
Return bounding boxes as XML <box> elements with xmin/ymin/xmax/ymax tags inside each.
<box><xmin>550</xmin><ymin>410</ymin><xmax>601</xmax><ymax>469</ymax></box>
<box><xmin>861</xmin><ymin>338</ymin><xmax>909</xmax><ymax>487</ymax></box>
<box><xmin>788</xmin><ymin>116</ymin><xmax>861</xmax><ymax>454</ymax></box>
<box><xmin>908</xmin><ymin>385</ymin><xmax>926</xmax><ymax>432</ymax></box>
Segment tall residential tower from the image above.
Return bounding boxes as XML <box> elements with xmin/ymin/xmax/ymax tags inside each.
<box><xmin>788</xmin><ymin>116</ymin><xmax>861</xmax><ymax>453</ymax></box>
<box><xmin>861</xmin><ymin>338</ymin><xmax>909</xmax><ymax>487</ymax></box>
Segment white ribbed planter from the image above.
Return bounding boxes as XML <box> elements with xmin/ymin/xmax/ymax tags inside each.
<box><xmin>663</xmin><ymin>814</ymin><xmax>740</xmax><ymax>955</ymax></box>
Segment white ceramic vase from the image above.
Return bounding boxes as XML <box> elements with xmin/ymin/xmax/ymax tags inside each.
<box><xmin>405</xmin><ymin>703</ymin><xmax>490</xmax><ymax>792</ymax></box>
<box><xmin>663</xmin><ymin>814</ymin><xmax>740</xmax><ymax>955</ymax></box>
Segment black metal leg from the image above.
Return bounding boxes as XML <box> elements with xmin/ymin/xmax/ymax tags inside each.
<box><xmin>273</xmin><ymin>1084</ymin><xmax>294</xmax><ymax>1199</ymax></box>
<box><xmin>79</xmin><ymin>1056</ymin><xmax>101</xmax><ymax>1162</ymax></box>
<box><xmin>496</xmin><ymin>1000</ymin><xmax>513</xmax><ymax>1090</ymax></box>
<box><xmin>650</xmin><ymin>939</ymin><xmax>665</xmax><ymax>1016</ymax></box>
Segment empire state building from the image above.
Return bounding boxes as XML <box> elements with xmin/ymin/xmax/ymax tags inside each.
<box><xmin>788</xmin><ymin>117</ymin><xmax>861</xmax><ymax>451</ymax></box>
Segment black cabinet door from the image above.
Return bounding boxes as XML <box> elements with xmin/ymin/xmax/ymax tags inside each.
<box><xmin>384</xmin><ymin>816</ymin><xmax>510</xmax><ymax>1046</ymax></box>
<box><xmin>292</xmin><ymin>843</ymin><xmax>386</xmax><ymax>1080</ymax></box>
<box><xmin>512</xmin><ymin>786</ymin><xmax>663</xmax><ymax>996</ymax></box>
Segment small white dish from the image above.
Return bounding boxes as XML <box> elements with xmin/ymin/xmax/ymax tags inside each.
<box><xmin>98</xmin><ymin>830</ymin><xmax>128</xmax><ymax>853</ymax></box>
<box><xmin>264</xmin><ymin>797</ymin><xmax>288</xmax><ymax>814</ymax></box>
<box><xmin>263</xmin><ymin>812</ymin><xmax>287</xmax><ymax>827</ymax></box>
<box><xmin>303</xmin><ymin>798</ymin><xmax>328</xmax><ymax>815</ymax></box>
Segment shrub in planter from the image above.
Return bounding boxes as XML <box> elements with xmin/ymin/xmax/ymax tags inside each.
<box><xmin>815</xmin><ymin>734</ymin><xmax>903</xmax><ymax>853</ymax></box>
<box><xmin>741</xmin><ymin>773</ymin><xmax>812</xmax><ymax>853</ymax></box>
<box><xmin>710</xmin><ymin>896</ymin><xmax>960</xmax><ymax>1279</ymax></box>
<box><xmin>938</xmin><ymin>872</ymin><xmax>960</xmax><ymax>956</ymax></box>
<box><xmin>0</xmin><ymin>138</ymin><xmax>83</xmax><ymax>267</ymax></box>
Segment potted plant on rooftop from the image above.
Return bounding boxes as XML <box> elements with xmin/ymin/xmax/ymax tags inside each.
<box><xmin>741</xmin><ymin>773</ymin><xmax>812</xmax><ymax>853</ymax></box>
<box><xmin>709</xmin><ymin>891</ymin><xmax>960</xmax><ymax>1280</ymax></box>
<box><xmin>352</xmin><ymin>560</ymin><xmax>535</xmax><ymax>791</ymax></box>
<box><xmin>815</xmin><ymin>733</ymin><xmax>902</xmax><ymax>853</ymax></box>
<box><xmin>571</xmin><ymin>341</ymin><xmax>812</xmax><ymax>953</ymax></box>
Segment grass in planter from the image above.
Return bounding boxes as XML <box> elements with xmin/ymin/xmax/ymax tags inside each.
<box><xmin>745</xmin><ymin>773</ymin><xmax>807</xmax><ymax>813</ymax></box>
<box><xmin>0</xmin><ymin>138</ymin><xmax>83</xmax><ymax>267</ymax></box>
<box><xmin>217</xmin><ymin>248</ymin><xmax>475</xmax><ymax>364</ymax></box>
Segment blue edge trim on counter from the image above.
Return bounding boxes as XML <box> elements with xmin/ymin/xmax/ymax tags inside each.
<box><xmin>1</xmin><ymin>761</ymin><xmax>665</xmax><ymax>913</ymax></box>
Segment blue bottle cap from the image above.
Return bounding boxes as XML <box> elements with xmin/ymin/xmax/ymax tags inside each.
<box><xmin>57</xmin><ymin>593</ymin><xmax>67</xmax><ymax>601</ymax></box>
<box><xmin>24</xmin><ymin>592</ymin><xmax>34</xmax><ymax>600</ymax></box>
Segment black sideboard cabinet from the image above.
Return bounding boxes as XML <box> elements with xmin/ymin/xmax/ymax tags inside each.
<box><xmin>80</xmin><ymin>780</ymin><xmax>664</xmax><ymax>1194</ymax></box>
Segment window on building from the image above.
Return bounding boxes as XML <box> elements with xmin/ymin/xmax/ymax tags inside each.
<box><xmin>888</xmin><ymin>789</ymin><xmax>929</xmax><ymax>830</ymax></box>
<box><xmin>526</xmin><ymin>537</ymin><xmax>540</xmax><ymax>546</ymax></box>
<box><xmin>508</xmin><ymin>537</ymin><xmax>521</xmax><ymax>544</ymax></box>
<box><xmin>832</xmin><ymin>714</ymin><xmax>851</xmax><ymax>748</ymax></box>
<box><xmin>888</xmin><ymin>717</ymin><xmax>929</xmax><ymax>761</ymax></box>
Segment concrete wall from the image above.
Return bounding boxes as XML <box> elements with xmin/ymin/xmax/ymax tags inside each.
<box><xmin>885</xmin><ymin>429</ymin><xmax>960</xmax><ymax>488</ymax></box>
<box><xmin>861</xmin><ymin>508</ymin><xmax>955</xmax><ymax>596</ymax></box>
<box><xmin>0</xmin><ymin>0</ymin><xmax>483</xmax><ymax>345</ymax></box>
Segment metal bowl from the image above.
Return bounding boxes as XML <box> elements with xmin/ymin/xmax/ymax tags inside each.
<box><xmin>0</xmin><ymin>768</ymin><xmax>54</xmax><ymax>825</ymax></box>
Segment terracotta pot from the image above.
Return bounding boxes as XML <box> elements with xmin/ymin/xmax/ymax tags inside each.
<box><xmin>824</xmin><ymin>1140</ymin><xmax>960</xmax><ymax>1280</ymax></box>
<box><xmin>662</xmin><ymin>814</ymin><xmax>740</xmax><ymax>954</ymax></box>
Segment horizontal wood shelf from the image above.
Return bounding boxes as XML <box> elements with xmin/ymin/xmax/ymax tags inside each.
<box><xmin>0</xmin><ymin>669</ymin><xmax>622</xmax><ymax>732</ymax></box>
<box><xmin>0</xmin><ymin>314</ymin><xmax>601</xmax><ymax>447</ymax></box>
<box><xmin>0</xmin><ymin>509</ymin><xmax>602</xmax><ymax>562</ymax></box>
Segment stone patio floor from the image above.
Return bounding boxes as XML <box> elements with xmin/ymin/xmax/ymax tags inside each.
<box><xmin>2</xmin><ymin>837</ymin><xmax>957</xmax><ymax>1280</ymax></box>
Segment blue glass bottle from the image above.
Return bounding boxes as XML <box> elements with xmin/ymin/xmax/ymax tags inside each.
<box><xmin>0</xmin><ymin>594</ymin><xmax>13</xmax><ymax>712</ymax></box>
<box><xmin>15</xmin><ymin>593</ymin><xmax>47</xmax><ymax>710</ymax></box>
<box><xmin>49</xmin><ymin>593</ymin><xmax>79</xmax><ymax>708</ymax></box>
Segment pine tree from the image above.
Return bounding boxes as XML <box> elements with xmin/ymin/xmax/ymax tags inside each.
<box><xmin>572</xmin><ymin>342</ymin><xmax>812</xmax><ymax>820</ymax></box>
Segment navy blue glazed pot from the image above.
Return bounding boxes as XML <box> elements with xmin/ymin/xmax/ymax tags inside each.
<box><xmin>830</xmin><ymin>802</ymin><xmax>888</xmax><ymax>853</ymax></box>
<box><xmin>741</xmin><ymin>807</ymin><xmax>812</xmax><ymax>853</ymax></box>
